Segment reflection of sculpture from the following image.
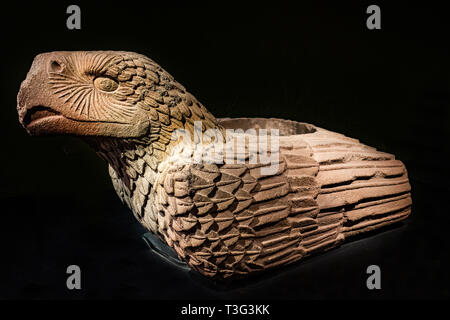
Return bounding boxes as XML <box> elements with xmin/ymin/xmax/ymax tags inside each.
<box><xmin>17</xmin><ymin>51</ymin><xmax>411</xmax><ymax>279</ymax></box>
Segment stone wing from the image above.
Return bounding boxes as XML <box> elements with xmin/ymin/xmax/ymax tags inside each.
<box><xmin>156</xmin><ymin>153</ymin><xmax>324</xmax><ymax>278</ymax></box>
<box><xmin>155</xmin><ymin>125</ymin><xmax>411</xmax><ymax>278</ymax></box>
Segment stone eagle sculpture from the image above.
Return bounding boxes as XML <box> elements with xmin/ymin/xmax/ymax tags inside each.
<box><xmin>17</xmin><ymin>51</ymin><xmax>412</xmax><ymax>279</ymax></box>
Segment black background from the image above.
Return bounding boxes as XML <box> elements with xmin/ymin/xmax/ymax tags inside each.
<box><xmin>0</xmin><ymin>1</ymin><xmax>449</xmax><ymax>300</ymax></box>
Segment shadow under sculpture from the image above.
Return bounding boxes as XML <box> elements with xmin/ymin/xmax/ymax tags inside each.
<box><xmin>17</xmin><ymin>51</ymin><xmax>412</xmax><ymax>279</ymax></box>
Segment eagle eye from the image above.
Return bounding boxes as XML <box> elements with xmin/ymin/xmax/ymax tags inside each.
<box><xmin>94</xmin><ymin>77</ymin><xmax>119</xmax><ymax>92</ymax></box>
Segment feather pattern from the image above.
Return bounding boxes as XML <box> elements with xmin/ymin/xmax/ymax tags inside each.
<box><xmin>104</xmin><ymin>120</ymin><xmax>411</xmax><ymax>278</ymax></box>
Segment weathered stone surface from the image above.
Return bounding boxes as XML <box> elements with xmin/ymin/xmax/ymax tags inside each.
<box><xmin>17</xmin><ymin>51</ymin><xmax>412</xmax><ymax>279</ymax></box>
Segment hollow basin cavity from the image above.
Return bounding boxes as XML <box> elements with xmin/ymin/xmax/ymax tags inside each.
<box><xmin>218</xmin><ymin>118</ymin><xmax>317</xmax><ymax>136</ymax></box>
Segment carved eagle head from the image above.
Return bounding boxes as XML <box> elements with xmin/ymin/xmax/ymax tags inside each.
<box><xmin>17</xmin><ymin>51</ymin><xmax>211</xmax><ymax>139</ymax></box>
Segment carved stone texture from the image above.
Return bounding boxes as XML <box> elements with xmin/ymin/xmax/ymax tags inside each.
<box><xmin>17</xmin><ymin>51</ymin><xmax>412</xmax><ymax>279</ymax></box>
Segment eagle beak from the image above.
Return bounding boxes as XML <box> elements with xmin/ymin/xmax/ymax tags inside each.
<box><xmin>17</xmin><ymin>53</ymin><xmax>64</xmax><ymax>134</ymax></box>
